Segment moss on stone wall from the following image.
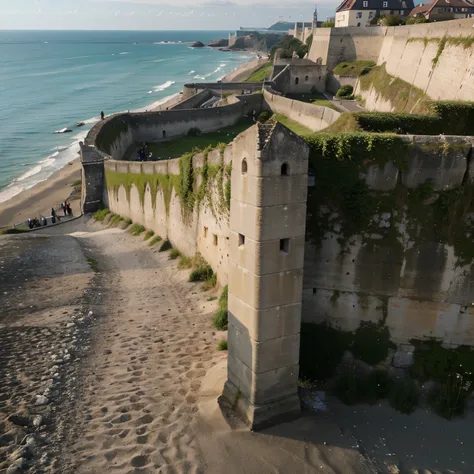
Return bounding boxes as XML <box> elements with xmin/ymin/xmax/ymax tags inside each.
<box><xmin>359</xmin><ymin>64</ymin><xmax>430</xmax><ymax>114</ymax></box>
<box><xmin>407</xmin><ymin>35</ymin><xmax>474</xmax><ymax>67</ymax></box>
<box><xmin>95</xmin><ymin>118</ymin><xmax>131</xmax><ymax>155</ymax></box>
<box><xmin>105</xmin><ymin>144</ymin><xmax>230</xmax><ymax>219</ymax></box>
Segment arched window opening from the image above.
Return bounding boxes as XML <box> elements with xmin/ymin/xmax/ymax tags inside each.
<box><xmin>163</xmin><ymin>130</ymin><xmax>166</xmax><ymax>138</ymax></box>
<box><xmin>295</xmin><ymin>77</ymin><xmax>299</xmax><ymax>85</ymax></box>
<box><xmin>242</xmin><ymin>158</ymin><xmax>248</xmax><ymax>174</ymax></box>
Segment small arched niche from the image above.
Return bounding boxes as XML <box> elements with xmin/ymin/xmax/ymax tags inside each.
<box><xmin>295</xmin><ymin>77</ymin><xmax>299</xmax><ymax>85</ymax></box>
<box><xmin>241</xmin><ymin>158</ymin><xmax>248</xmax><ymax>174</ymax></box>
<box><xmin>281</xmin><ymin>163</ymin><xmax>289</xmax><ymax>176</ymax></box>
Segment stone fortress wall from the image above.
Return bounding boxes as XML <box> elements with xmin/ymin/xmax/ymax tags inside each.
<box><xmin>309</xmin><ymin>18</ymin><xmax>474</xmax><ymax>107</ymax></box>
<box><xmin>81</xmin><ymin>66</ymin><xmax>474</xmax><ymax>427</ymax></box>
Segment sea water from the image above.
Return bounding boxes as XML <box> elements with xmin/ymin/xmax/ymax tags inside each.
<box><xmin>0</xmin><ymin>30</ymin><xmax>254</xmax><ymax>203</ymax></box>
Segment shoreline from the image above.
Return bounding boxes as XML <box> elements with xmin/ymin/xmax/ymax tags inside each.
<box><xmin>0</xmin><ymin>50</ymin><xmax>258</xmax><ymax>227</ymax></box>
<box><xmin>0</xmin><ymin>160</ymin><xmax>82</xmax><ymax>228</ymax></box>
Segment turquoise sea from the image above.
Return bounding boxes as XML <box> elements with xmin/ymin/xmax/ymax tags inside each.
<box><xmin>0</xmin><ymin>30</ymin><xmax>253</xmax><ymax>203</ymax></box>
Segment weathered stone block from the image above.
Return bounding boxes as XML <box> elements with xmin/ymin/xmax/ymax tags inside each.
<box><xmin>230</xmin><ymin>199</ymin><xmax>306</xmax><ymax>242</ymax></box>
<box><xmin>228</xmin><ymin>318</ymin><xmax>300</xmax><ymax>373</ymax></box>
<box><xmin>229</xmin><ymin>260</ymin><xmax>304</xmax><ymax>309</ymax></box>
<box><xmin>231</xmin><ymin>173</ymin><xmax>308</xmax><ymax>207</ymax></box>
<box><xmin>229</xmin><ymin>231</ymin><xmax>305</xmax><ymax>275</ymax></box>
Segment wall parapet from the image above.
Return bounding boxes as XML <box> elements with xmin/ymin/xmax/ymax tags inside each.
<box><xmin>263</xmin><ymin>88</ymin><xmax>341</xmax><ymax>131</ymax></box>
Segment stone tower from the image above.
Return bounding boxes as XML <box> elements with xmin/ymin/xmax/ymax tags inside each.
<box><xmin>222</xmin><ymin>122</ymin><xmax>309</xmax><ymax>429</ymax></box>
<box><xmin>312</xmin><ymin>5</ymin><xmax>319</xmax><ymax>31</ymax></box>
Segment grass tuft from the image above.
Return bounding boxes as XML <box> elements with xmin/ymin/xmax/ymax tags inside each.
<box><xmin>217</xmin><ymin>339</ymin><xmax>228</xmax><ymax>351</ymax></box>
<box><xmin>129</xmin><ymin>224</ymin><xmax>145</xmax><ymax>236</ymax></box>
<box><xmin>189</xmin><ymin>264</ymin><xmax>213</xmax><ymax>282</ymax></box>
<box><xmin>144</xmin><ymin>230</ymin><xmax>154</xmax><ymax>240</ymax></box>
<box><xmin>148</xmin><ymin>235</ymin><xmax>162</xmax><ymax>247</ymax></box>
<box><xmin>169</xmin><ymin>248</ymin><xmax>181</xmax><ymax>260</ymax></box>
<box><xmin>93</xmin><ymin>208</ymin><xmax>110</xmax><ymax>222</ymax></box>
<box><xmin>213</xmin><ymin>286</ymin><xmax>228</xmax><ymax>330</ymax></box>
<box><xmin>178</xmin><ymin>255</ymin><xmax>193</xmax><ymax>269</ymax></box>
<box><xmin>87</xmin><ymin>256</ymin><xmax>99</xmax><ymax>272</ymax></box>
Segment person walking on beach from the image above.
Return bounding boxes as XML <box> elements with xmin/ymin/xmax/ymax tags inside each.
<box><xmin>101</xmin><ymin>111</ymin><xmax>105</xmax><ymax>120</ymax></box>
<box><xmin>51</xmin><ymin>208</ymin><xmax>56</xmax><ymax>224</ymax></box>
<box><xmin>61</xmin><ymin>202</ymin><xmax>66</xmax><ymax>216</ymax></box>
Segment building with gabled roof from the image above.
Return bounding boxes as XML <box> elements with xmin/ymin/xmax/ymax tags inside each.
<box><xmin>335</xmin><ymin>0</ymin><xmax>414</xmax><ymax>26</ymax></box>
<box><xmin>408</xmin><ymin>0</ymin><xmax>474</xmax><ymax>21</ymax></box>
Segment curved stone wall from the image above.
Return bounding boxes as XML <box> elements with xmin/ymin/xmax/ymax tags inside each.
<box><xmin>263</xmin><ymin>88</ymin><xmax>341</xmax><ymax>131</ymax></box>
<box><xmin>86</xmin><ymin>93</ymin><xmax>263</xmax><ymax>161</ymax></box>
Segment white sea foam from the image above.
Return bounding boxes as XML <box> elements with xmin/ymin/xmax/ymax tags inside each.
<box><xmin>82</xmin><ymin>116</ymin><xmax>100</xmax><ymax>125</ymax></box>
<box><xmin>16</xmin><ymin>165</ymin><xmax>42</xmax><ymax>182</ymax></box>
<box><xmin>188</xmin><ymin>70</ymin><xmax>195</xmax><ymax>75</ymax></box>
<box><xmin>151</xmin><ymin>80</ymin><xmax>175</xmax><ymax>93</ymax></box>
<box><xmin>119</xmin><ymin>52</ymin><xmax>129</xmax><ymax>55</ymax></box>
<box><xmin>0</xmin><ymin>130</ymin><xmax>88</xmax><ymax>204</ymax></box>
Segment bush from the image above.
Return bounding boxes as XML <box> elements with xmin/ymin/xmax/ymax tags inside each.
<box><xmin>129</xmin><ymin>224</ymin><xmax>145</xmax><ymax>236</ymax></box>
<box><xmin>322</xmin><ymin>21</ymin><xmax>335</xmax><ymax>27</ymax></box>
<box><xmin>299</xmin><ymin>323</ymin><xmax>353</xmax><ymax>381</ymax></box>
<box><xmin>124</xmin><ymin>218</ymin><xmax>132</xmax><ymax>226</ymax></box>
<box><xmin>144</xmin><ymin>230</ymin><xmax>154</xmax><ymax>240</ymax></box>
<box><xmin>159</xmin><ymin>240</ymin><xmax>172</xmax><ymax>252</ymax></box>
<box><xmin>334</xmin><ymin>370</ymin><xmax>392</xmax><ymax>406</ymax></box>
<box><xmin>410</xmin><ymin>341</ymin><xmax>474</xmax><ymax>383</ymax></box>
<box><xmin>188</xmin><ymin>127</ymin><xmax>202</xmax><ymax>136</ymax></box>
<box><xmin>257</xmin><ymin>111</ymin><xmax>272</xmax><ymax>123</ymax></box>
<box><xmin>378</xmin><ymin>14</ymin><xmax>404</xmax><ymax>26</ymax></box>
<box><xmin>148</xmin><ymin>235</ymin><xmax>162</xmax><ymax>247</ymax></box>
<box><xmin>169</xmin><ymin>248</ymin><xmax>181</xmax><ymax>260</ymax></box>
<box><xmin>203</xmin><ymin>272</ymin><xmax>217</xmax><ymax>290</ymax></box>
<box><xmin>406</xmin><ymin>17</ymin><xmax>429</xmax><ymax>24</ymax></box>
<box><xmin>93</xmin><ymin>208</ymin><xmax>110</xmax><ymax>222</ymax></box>
<box><xmin>335</xmin><ymin>85</ymin><xmax>354</xmax><ymax>99</ymax></box>
<box><xmin>217</xmin><ymin>339</ymin><xmax>228</xmax><ymax>351</ymax></box>
<box><xmin>428</xmin><ymin>374</ymin><xmax>473</xmax><ymax>419</ymax></box>
<box><xmin>388</xmin><ymin>379</ymin><xmax>419</xmax><ymax>414</ymax></box>
<box><xmin>213</xmin><ymin>285</ymin><xmax>228</xmax><ymax>330</ymax></box>
<box><xmin>189</xmin><ymin>264</ymin><xmax>213</xmax><ymax>282</ymax></box>
<box><xmin>352</xmin><ymin>322</ymin><xmax>395</xmax><ymax>366</ymax></box>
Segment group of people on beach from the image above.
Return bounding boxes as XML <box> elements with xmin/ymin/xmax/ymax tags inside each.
<box><xmin>26</xmin><ymin>201</ymin><xmax>72</xmax><ymax>229</ymax></box>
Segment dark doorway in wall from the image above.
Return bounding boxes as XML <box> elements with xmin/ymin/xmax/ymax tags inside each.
<box><xmin>295</xmin><ymin>77</ymin><xmax>299</xmax><ymax>85</ymax></box>
<box><xmin>305</xmin><ymin>75</ymin><xmax>309</xmax><ymax>81</ymax></box>
<box><xmin>163</xmin><ymin>130</ymin><xmax>166</xmax><ymax>138</ymax></box>
<box><xmin>280</xmin><ymin>238</ymin><xmax>290</xmax><ymax>254</ymax></box>
<box><xmin>281</xmin><ymin>163</ymin><xmax>289</xmax><ymax>176</ymax></box>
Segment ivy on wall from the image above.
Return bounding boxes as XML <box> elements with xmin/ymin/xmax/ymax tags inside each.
<box><xmin>105</xmin><ymin>143</ymin><xmax>231</xmax><ymax>220</ymax></box>
<box><xmin>304</xmin><ymin>132</ymin><xmax>474</xmax><ymax>266</ymax></box>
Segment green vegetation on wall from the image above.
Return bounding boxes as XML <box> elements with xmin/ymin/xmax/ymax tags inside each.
<box><xmin>303</xmin><ymin>131</ymin><xmax>474</xmax><ymax>265</ymax></box>
<box><xmin>321</xmin><ymin>101</ymin><xmax>474</xmax><ymax>136</ymax></box>
<box><xmin>359</xmin><ymin>64</ymin><xmax>430</xmax><ymax>114</ymax></box>
<box><xmin>333</xmin><ymin>60</ymin><xmax>375</xmax><ymax>77</ymax></box>
<box><xmin>407</xmin><ymin>35</ymin><xmax>474</xmax><ymax>67</ymax></box>
<box><xmin>95</xmin><ymin>118</ymin><xmax>130</xmax><ymax>155</ymax></box>
<box><xmin>105</xmin><ymin>144</ymin><xmax>231</xmax><ymax>219</ymax></box>
<box><xmin>245</xmin><ymin>62</ymin><xmax>273</xmax><ymax>82</ymax></box>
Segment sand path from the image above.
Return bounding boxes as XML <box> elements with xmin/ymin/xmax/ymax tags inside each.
<box><xmin>60</xmin><ymin>225</ymin><xmax>222</xmax><ymax>474</ymax></box>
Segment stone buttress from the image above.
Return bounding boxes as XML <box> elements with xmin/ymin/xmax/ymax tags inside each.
<box><xmin>222</xmin><ymin>122</ymin><xmax>309</xmax><ymax>429</ymax></box>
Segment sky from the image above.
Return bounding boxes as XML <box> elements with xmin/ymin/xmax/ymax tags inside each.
<box><xmin>0</xmin><ymin>0</ymin><xmax>341</xmax><ymax>30</ymax></box>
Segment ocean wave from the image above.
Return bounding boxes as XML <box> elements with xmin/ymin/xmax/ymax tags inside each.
<box><xmin>193</xmin><ymin>75</ymin><xmax>206</xmax><ymax>80</ymax></box>
<box><xmin>0</xmin><ymin>131</ymin><xmax>88</xmax><ymax>204</ymax></box>
<box><xmin>151</xmin><ymin>80</ymin><xmax>175</xmax><ymax>93</ymax></box>
<box><xmin>82</xmin><ymin>116</ymin><xmax>100</xmax><ymax>125</ymax></box>
<box><xmin>188</xmin><ymin>70</ymin><xmax>195</xmax><ymax>75</ymax></box>
<box><xmin>220</xmin><ymin>63</ymin><xmax>227</xmax><ymax>67</ymax></box>
<box><xmin>153</xmin><ymin>41</ymin><xmax>185</xmax><ymax>45</ymax></box>
<box><xmin>151</xmin><ymin>59</ymin><xmax>166</xmax><ymax>63</ymax></box>
<box><xmin>16</xmin><ymin>165</ymin><xmax>43</xmax><ymax>182</ymax></box>
<box><xmin>119</xmin><ymin>52</ymin><xmax>129</xmax><ymax>55</ymax></box>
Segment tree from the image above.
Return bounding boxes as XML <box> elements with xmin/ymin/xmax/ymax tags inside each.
<box><xmin>322</xmin><ymin>21</ymin><xmax>335</xmax><ymax>27</ymax></box>
<box><xmin>406</xmin><ymin>17</ymin><xmax>429</xmax><ymax>24</ymax></box>
<box><xmin>378</xmin><ymin>15</ymin><xmax>404</xmax><ymax>26</ymax></box>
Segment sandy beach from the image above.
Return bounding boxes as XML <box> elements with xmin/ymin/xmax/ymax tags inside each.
<box><xmin>0</xmin><ymin>52</ymin><xmax>259</xmax><ymax>229</ymax></box>
<box><xmin>0</xmin><ymin>159</ymin><xmax>82</xmax><ymax>228</ymax></box>
<box><xmin>221</xmin><ymin>57</ymin><xmax>268</xmax><ymax>83</ymax></box>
